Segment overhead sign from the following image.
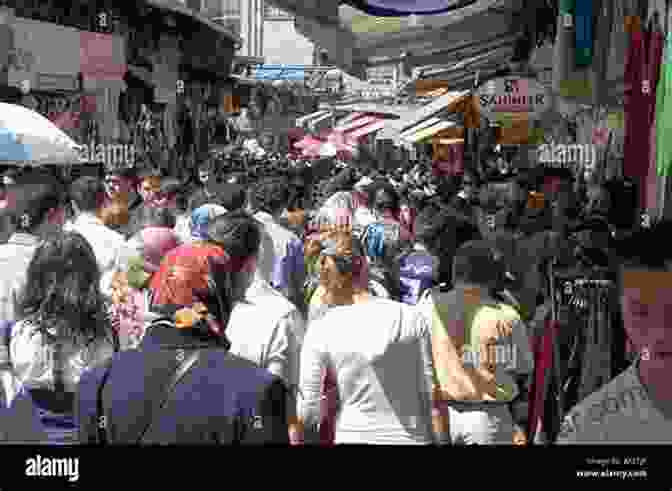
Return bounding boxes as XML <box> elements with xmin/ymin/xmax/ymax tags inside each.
<box><xmin>253</xmin><ymin>65</ymin><xmax>305</xmax><ymax>81</ymax></box>
<box><xmin>477</xmin><ymin>76</ymin><xmax>551</xmax><ymax>119</ymax></box>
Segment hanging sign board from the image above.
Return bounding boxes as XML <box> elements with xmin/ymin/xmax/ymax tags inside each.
<box><xmin>476</xmin><ymin>76</ymin><xmax>551</xmax><ymax>120</ymax></box>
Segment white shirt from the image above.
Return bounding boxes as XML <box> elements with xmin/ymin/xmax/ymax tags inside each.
<box><xmin>253</xmin><ymin>211</ymin><xmax>302</xmax><ymax>290</ymax></box>
<box><xmin>0</xmin><ymin>233</ymin><xmax>41</xmax><ymax>323</ymax></box>
<box><xmin>299</xmin><ymin>298</ymin><xmax>436</xmax><ymax>445</ymax></box>
<box><xmin>64</xmin><ymin>213</ymin><xmax>126</xmax><ymax>296</ymax></box>
<box><xmin>10</xmin><ymin>318</ymin><xmax>114</xmax><ymax>395</ymax></box>
<box><xmin>556</xmin><ymin>362</ymin><xmax>672</xmax><ymax>444</ymax></box>
<box><xmin>227</xmin><ymin>278</ymin><xmax>305</xmax><ymax>387</ymax></box>
<box><xmin>353</xmin><ymin>207</ymin><xmax>376</xmax><ymax>238</ymax></box>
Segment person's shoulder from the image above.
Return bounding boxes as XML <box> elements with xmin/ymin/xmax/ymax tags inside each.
<box><xmin>210</xmin><ymin>350</ymin><xmax>279</xmax><ymax>387</ymax></box>
<box><xmin>9</xmin><ymin>318</ymin><xmax>35</xmax><ymax>341</ymax></box>
<box><xmin>492</xmin><ymin>302</ymin><xmax>523</xmax><ymax>323</ymax></box>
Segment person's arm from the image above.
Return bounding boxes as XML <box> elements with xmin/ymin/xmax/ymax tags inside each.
<box><xmin>284</xmin><ymin>239</ymin><xmax>306</xmax><ymax>312</ymax></box>
<box><xmin>412</xmin><ymin>311</ymin><xmax>447</xmax><ymax>444</ymax></box>
<box><xmin>297</xmin><ymin>321</ymin><xmax>327</xmax><ymax>442</ymax></box>
<box><xmin>262</xmin><ymin>310</ymin><xmax>304</xmax><ymax>441</ymax></box>
<box><xmin>426</xmin><ymin>307</ymin><xmax>481</xmax><ymax>401</ymax></box>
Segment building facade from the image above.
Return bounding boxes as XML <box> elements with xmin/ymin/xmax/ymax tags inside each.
<box><xmin>0</xmin><ymin>0</ymin><xmax>239</xmax><ymax>176</ymax></box>
<box><xmin>199</xmin><ymin>0</ymin><xmax>314</xmax><ymax>65</ymax></box>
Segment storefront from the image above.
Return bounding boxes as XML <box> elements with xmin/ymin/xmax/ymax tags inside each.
<box><xmin>0</xmin><ymin>11</ymin><xmax>130</xmax><ymax>155</ymax></box>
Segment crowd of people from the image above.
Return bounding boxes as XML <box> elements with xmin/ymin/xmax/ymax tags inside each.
<box><xmin>0</xmin><ymin>143</ymin><xmax>670</xmax><ymax>445</ymax></box>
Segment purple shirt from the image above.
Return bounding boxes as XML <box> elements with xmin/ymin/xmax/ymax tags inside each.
<box><xmin>398</xmin><ymin>253</ymin><xmax>436</xmax><ymax>305</ymax></box>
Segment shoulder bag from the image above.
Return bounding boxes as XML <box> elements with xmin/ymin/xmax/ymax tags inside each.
<box><xmin>95</xmin><ymin>346</ymin><xmax>202</xmax><ymax>444</ymax></box>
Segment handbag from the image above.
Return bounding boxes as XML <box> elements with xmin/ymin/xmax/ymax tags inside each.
<box><xmin>96</xmin><ymin>347</ymin><xmax>202</xmax><ymax>444</ymax></box>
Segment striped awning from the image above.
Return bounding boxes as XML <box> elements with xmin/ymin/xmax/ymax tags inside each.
<box><xmin>335</xmin><ymin>112</ymin><xmax>365</xmax><ymax>127</ymax></box>
<box><xmin>308</xmin><ymin>111</ymin><xmax>334</xmax><ymax>132</ymax></box>
<box><xmin>398</xmin><ymin>117</ymin><xmax>441</xmax><ymax>140</ymax></box>
<box><xmin>295</xmin><ymin>110</ymin><xmax>329</xmax><ymax>127</ymax></box>
<box><xmin>348</xmin><ymin>119</ymin><xmax>386</xmax><ymax>140</ymax></box>
<box><xmin>403</xmin><ymin>120</ymin><xmax>457</xmax><ymax>143</ymax></box>
<box><xmin>335</xmin><ymin>115</ymin><xmax>378</xmax><ymax>132</ymax></box>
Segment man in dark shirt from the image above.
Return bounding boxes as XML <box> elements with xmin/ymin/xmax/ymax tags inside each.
<box><xmin>188</xmin><ymin>160</ymin><xmax>219</xmax><ymax>211</ymax></box>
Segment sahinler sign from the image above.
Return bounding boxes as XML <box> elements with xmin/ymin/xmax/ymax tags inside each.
<box><xmin>477</xmin><ymin>76</ymin><xmax>551</xmax><ymax>119</ymax></box>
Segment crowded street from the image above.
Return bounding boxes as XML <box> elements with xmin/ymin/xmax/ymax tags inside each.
<box><xmin>0</xmin><ymin>1</ymin><xmax>668</xmax><ymax>473</ymax></box>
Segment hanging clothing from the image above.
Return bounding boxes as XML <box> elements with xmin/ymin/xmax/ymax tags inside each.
<box><xmin>640</xmin><ymin>26</ymin><xmax>665</xmax><ymax>208</ymax></box>
<box><xmin>553</xmin><ymin>0</ymin><xmax>575</xmax><ymax>94</ymax></box>
<box><xmin>607</xmin><ymin>1</ymin><xmax>637</xmax><ymax>83</ymax></box>
<box><xmin>623</xmin><ymin>17</ymin><xmax>648</xmax><ymax>203</ymax></box>
<box><xmin>528</xmin><ymin>315</ymin><xmax>556</xmax><ymax>442</ymax></box>
<box><xmin>574</xmin><ymin>0</ymin><xmax>594</xmax><ymax>67</ymax></box>
<box><xmin>656</xmin><ymin>34</ymin><xmax>672</xmax><ymax>178</ymax></box>
<box><xmin>575</xmin><ymin>286</ymin><xmax>613</xmax><ymax>401</ymax></box>
<box><xmin>647</xmin><ymin>115</ymin><xmax>659</xmax><ymax>214</ymax></box>
<box><xmin>591</xmin><ymin>0</ymin><xmax>612</xmax><ymax>105</ymax></box>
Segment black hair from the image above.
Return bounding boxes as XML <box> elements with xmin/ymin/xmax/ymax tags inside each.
<box><xmin>10</xmin><ymin>176</ymin><xmax>66</xmax><ymax>232</ymax></box>
<box><xmin>414</xmin><ymin>205</ymin><xmax>457</xmax><ymax>284</ymax></box>
<box><xmin>368</xmin><ymin>181</ymin><xmax>400</xmax><ymax>213</ymax></box>
<box><xmin>217</xmin><ymin>183</ymin><xmax>247</xmax><ymax>211</ymax></box>
<box><xmin>252</xmin><ymin>176</ymin><xmax>290</xmax><ymax>214</ymax></box>
<box><xmin>452</xmin><ymin>240</ymin><xmax>504</xmax><ymax>286</ymax></box>
<box><xmin>70</xmin><ymin>176</ymin><xmax>104</xmax><ymax>213</ymax></box>
<box><xmin>206</xmin><ymin>210</ymin><xmax>262</xmax><ymax>327</ymax></box>
<box><xmin>134</xmin><ymin>205</ymin><xmax>176</xmax><ymax>232</ymax></box>
<box><xmin>18</xmin><ymin>231</ymin><xmax>112</xmax><ymax>346</ymax></box>
<box><xmin>188</xmin><ymin>193</ymin><xmax>213</xmax><ymax>213</ymax></box>
<box><xmin>176</xmin><ymin>193</ymin><xmax>189</xmax><ymax>212</ymax></box>
<box><xmin>208</xmin><ymin>209</ymin><xmax>261</xmax><ymax>261</ymax></box>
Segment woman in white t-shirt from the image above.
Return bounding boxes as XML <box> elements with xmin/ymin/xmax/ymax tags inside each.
<box><xmin>298</xmin><ymin>297</ymin><xmax>439</xmax><ymax>445</ymax></box>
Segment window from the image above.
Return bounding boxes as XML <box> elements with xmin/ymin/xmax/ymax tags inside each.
<box><xmin>220</xmin><ymin>0</ymin><xmax>241</xmax><ymax>17</ymax></box>
<box><xmin>202</xmin><ymin>0</ymin><xmax>241</xmax><ymax>18</ymax></box>
<box><xmin>264</xmin><ymin>3</ymin><xmax>292</xmax><ymax>19</ymax></box>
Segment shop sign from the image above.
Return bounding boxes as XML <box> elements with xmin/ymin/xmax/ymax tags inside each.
<box><xmin>37</xmin><ymin>73</ymin><xmax>79</xmax><ymax>92</ymax></box>
<box><xmin>477</xmin><ymin>76</ymin><xmax>551</xmax><ymax>119</ymax></box>
<box><xmin>7</xmin><ymin>18</ymin><xmax>80</xmax><ymax>88</ymax></box>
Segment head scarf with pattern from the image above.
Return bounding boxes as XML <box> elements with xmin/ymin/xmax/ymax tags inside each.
<box><xmin>150</xmin><ymin>243</ymin><xmax>230</xmax><ymax>308</ymax></box>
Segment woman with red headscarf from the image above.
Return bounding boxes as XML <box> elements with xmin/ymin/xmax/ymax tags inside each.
<box><xmin>76</xmin><ymin>210</ymin><xmax>290</xmax><ymax>444</ymax></box>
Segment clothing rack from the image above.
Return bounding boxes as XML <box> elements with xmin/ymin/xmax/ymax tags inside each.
<box><xmin>531</xmin><ymin>263</ymin><xmax>621</xmax><ymax>444</ymax></box>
